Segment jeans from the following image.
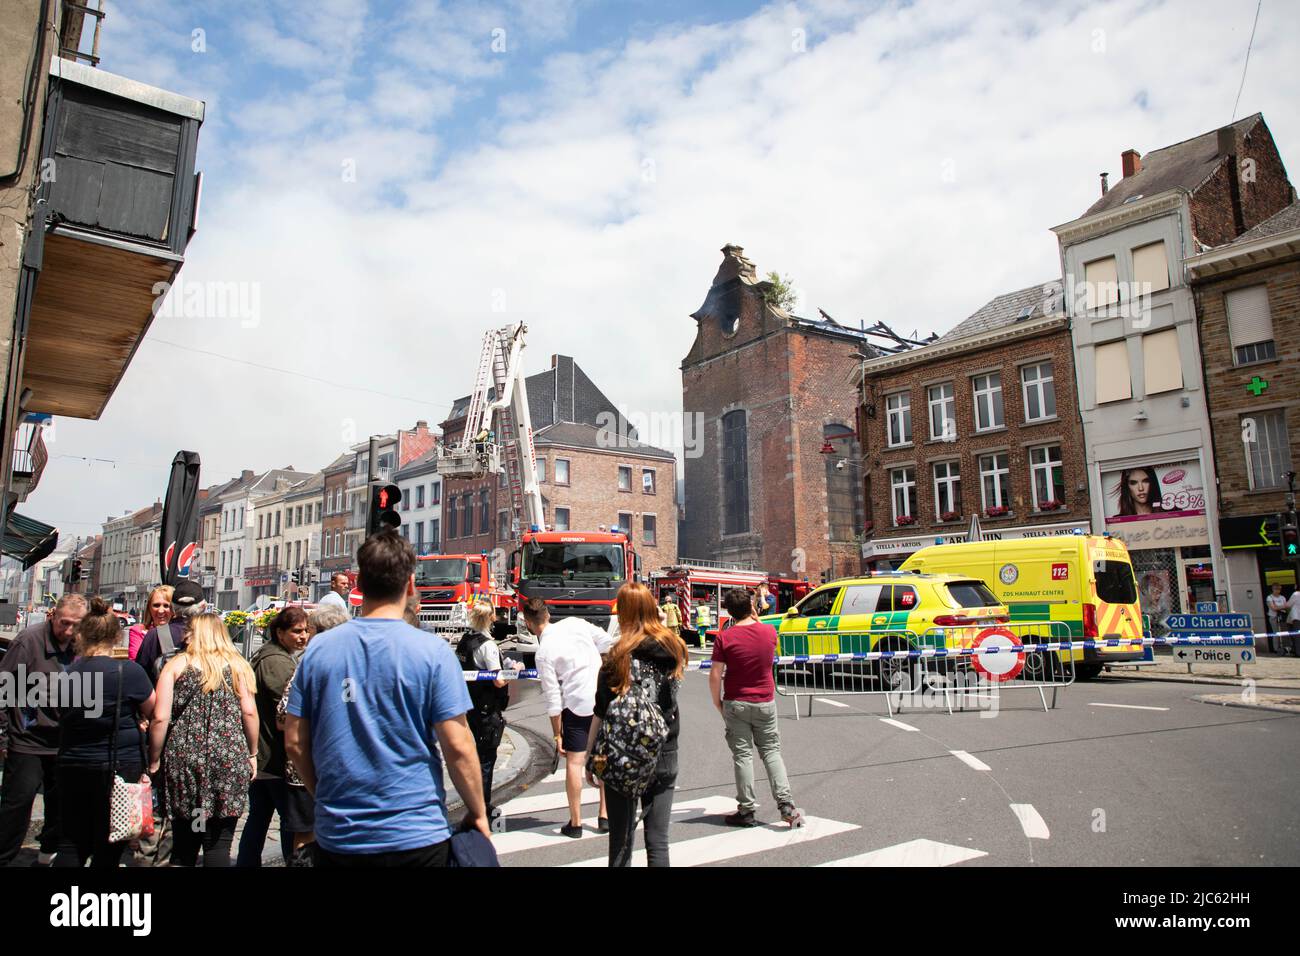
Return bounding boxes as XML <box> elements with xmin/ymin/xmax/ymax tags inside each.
<box><xmin>0</xmin><ymin>751</ymin><xmax>60</xmax><ymax>865</ymax></box>
<box><xmin>722</xmin><ymin>699</ymin><xmax>793</xmax><ymax>812</ymax></box>
<box><xmin>171</xmin><ymin>815</ymin><xmax>237</xmax><ymax>867</ymax></box>
<box><xmin>605</xmin><ymin>751</ymin><xmax>677</xmax><ymax>868</ymax></box>
<box><xmin>53</xmin><ymin>761</ymin><xmax>141</xmax><ymax>869</ymax></box>
<box><xmin>235</xmin><ymin>776</ymin><xmax>290</xmax><ymax>867</ymax></box>
<box><xmin>316</xmin><ymin>839</ymin><xmax>451</xmax><ymax>867</ymax></box>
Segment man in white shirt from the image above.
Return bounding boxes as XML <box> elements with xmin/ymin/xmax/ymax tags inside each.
<box><xmin>522</xmin><ymin>597</ymin><xmax>609</xmax><ymax>837</ymax></box>
<box><xmin>1286</xmin><ymin>588</ymin><xmax>1300</xmax><ymax>656</ymax></box>
<box><xmin>317</xmin><ymin>572</ymin><xmax>350</xmax><ymax>612</ymax></box>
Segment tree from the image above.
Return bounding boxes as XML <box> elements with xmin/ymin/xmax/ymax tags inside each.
<box><xmin>762</xmin><ymin>272</ymin><xmax>798</xmax><ymax>313</ymax></box>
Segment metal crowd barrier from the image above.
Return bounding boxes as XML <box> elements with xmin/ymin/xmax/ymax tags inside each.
<box><xmin>419</xmin><ymin>607</ymin><xmax>469</xmax><ymax>643</ymax></box>
<box><xmin>767</xmin><ymin>629</ymin><xmax>925</xmax><ymax>719</ymax></box>
<box><xmin>920</xmin><ymin>621</ymin><xmax>1074</xmax><ymax>714</ymax></box>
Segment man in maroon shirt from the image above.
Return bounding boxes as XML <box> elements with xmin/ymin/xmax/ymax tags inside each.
<box><xmin>709</xmin><ymin>588</ymin><xmax>804</xmax><ymax>828</ymax></box>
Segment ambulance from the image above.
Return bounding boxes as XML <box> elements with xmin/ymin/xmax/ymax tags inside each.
<box><xmin>899</xmin><ymin>533</ymin><xmax>1144</xmax><ymax>679</ymax></box>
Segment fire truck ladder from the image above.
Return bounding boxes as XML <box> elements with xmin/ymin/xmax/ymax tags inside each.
<box><xmin>492</xmin><ymin>339</ymin><xmax>526</xmax><ymax>538</ymax></box>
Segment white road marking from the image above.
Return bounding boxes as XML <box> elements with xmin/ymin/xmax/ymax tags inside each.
<box><xmin>1010</xmin><ymin>803</ymin><xmax>1050</xmax><ymax>839</ymax></box>
<box><xmin>880</xmin><ymin>718</ymin><xmax>919</xmax><ymax>732</ymax></box>
<box><xmin>497</xmin><ymin>786</ymin><xmax>600</xmax><ymax>816</ymax></box>
<box><xmin>538</xmin><ymin>768</ymin><xmax>567</xmax><ymax>784</ymax></box>
<box><xmin>565</xmin><ymin>814</ymin><xmax>859</xmax><ymax>867</ymax></box>
<box><xmin>814</xmin><ymin>698</ymin><xmax>851</xmax><ymax>708</ymax></box>
<box><xmin>494</xmin><ymin>796</ymin><xmax>735</xmax><ymax>856</ymax></box>
<box><xmin>950</xmin><ymin>750</ymin><xmax>991</xmax><ymax>771</ymax></box>
<box><xmin>1088</xmin><ymin>702</ymin><xmax>1170</xmax><ymax>711</ymax></box>
<box><xmin>819</xmin><ymin>838</ymin><xmax>987</xmax><ymax>867</ymax></box>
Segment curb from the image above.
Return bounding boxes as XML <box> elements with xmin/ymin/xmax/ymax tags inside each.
<box><xmin>1192</xmin><ymin>693</ymin><xmax>1300</xmax><ymax>715</ymax></box>
<box><xmin>446</xmin><ymin>726</ymin><xmax>532</xmax><ymax>814</ymax></box>
<box><xmin>1099</xmin><ymin>671</ymin><xmax>1299</xmax><ymax>690</ymax></box>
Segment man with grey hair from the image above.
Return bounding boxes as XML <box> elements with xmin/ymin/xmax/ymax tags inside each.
<box><xmin>136</xmin><ymin>580</ymin><xmax>206</xmax><ymax>684</ymax></box>
<box><xmin>0</xmin><ymin>593</ymin><xmax>87</xmax><ymax>865</ymax></box>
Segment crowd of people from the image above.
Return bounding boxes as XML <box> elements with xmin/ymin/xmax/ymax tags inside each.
<box><xmin>0</xmin><ymin>530</ymin><xmax>802</xmax><ymax>868</ymax></box>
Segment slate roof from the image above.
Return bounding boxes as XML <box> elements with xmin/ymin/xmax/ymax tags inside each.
<box><xmin>1224</xmin><ymin>199</ymin><xmax>1300</xmax><ymax>246</ymax></box>
<box><xmin>1083</xmin><ymin>114</ymin><xmax>1263</xmax><ymax>217</ymax></box>
<box><xmin>535</xmin><ymin>421</ymin><xmax>675</xmax><ymax>460</ymax></box>
<box><xmin>936</xmin><ymin>280</ymin><xmax>1063</xmax><ymax>343</ymax></box>
<box><xmin>393</xmin><ymin>445</ymin><xmax>440</xmax><ymax>480</ymax></box>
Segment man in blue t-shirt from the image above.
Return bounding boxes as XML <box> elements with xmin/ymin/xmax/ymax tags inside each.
<box><xmin>285</xmin><ymin>531</ymin><xmax>488</xmax><ymax>865</ymax></box>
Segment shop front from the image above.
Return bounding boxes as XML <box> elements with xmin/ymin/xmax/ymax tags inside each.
<box><xmin>1220</xmin><ymin>514</ymin><xmax>1298</xmax><ymax>634</ymax></box>
<box><xmin>863</xmin><ymin>519</ymin><xmax>1092</xmax><ymax>570</ymax></box>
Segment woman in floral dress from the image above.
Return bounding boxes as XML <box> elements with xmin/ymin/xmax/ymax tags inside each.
<box><xmin>147</xmin><ymin>611</ymin><xmax>259</xmax><ymax>867</ymax></box>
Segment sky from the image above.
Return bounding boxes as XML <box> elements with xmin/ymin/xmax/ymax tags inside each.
<box><xmin>26</xmin><ymin>0</ymin><xmax>1300</xmax><ymax>544</ymax></box>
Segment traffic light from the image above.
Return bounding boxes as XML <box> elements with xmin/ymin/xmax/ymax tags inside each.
<box><xmin>72</xmin><ymin>559</ymin><xmax>82</xmax><ymax>582</ymax></box>
<box><xmin>1281</xmin><ymin>511</ymin><xmax>1300</xmax><ymax>561</ymax></box>
<box><xmin>367</xmin><ymin>482</ymin><xmax>402</xmax><ymax>538</ymax></box>
<box><xmin>290</xmin><ymin>569</ymin><xmax>300</xmax><ymax>585</ymax></box>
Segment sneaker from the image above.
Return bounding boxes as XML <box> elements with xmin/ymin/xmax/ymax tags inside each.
<box><xmin>779</xmin><ymin>803</ymin><xmax>805</xmax><ymax>828</ymax></box>
<box><xmin>724</xmin><ymin>809</ymin><xmax>758</xmax><ymax>828</ymax></box>
<box><xmin>559</xmin><ymin>822</ymin><xmax>583</xmax><ymax>838</ymax></box>
<box><xmin>597</xmin><ymin>817</ymin><xmax>609</xmax><ymax>834</ymax></box>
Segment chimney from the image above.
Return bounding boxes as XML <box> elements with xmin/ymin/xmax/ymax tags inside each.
<box><xmin>1121</xmin><ymin>149</ymin><xmax>1142</xmax><ymax>177</ymax></box>
<box><xmin>1217</xmin><ymin>126</ymin><xmax>1236</xmax><ymax>158</ymax></box>
<box><xmin>1100</xmin><ymin>172</ymin><xmax>1109</xmax><ymax>195</ymax></box>
<box><xmin>241</xmin><ymin>469</ymin><xmax>254</xmax><ymax>482</ymax></box>
<box><xmin>1217</xmin><ymin>125</ymin><xmax>1246</xmax><ymax>235</ymax></box>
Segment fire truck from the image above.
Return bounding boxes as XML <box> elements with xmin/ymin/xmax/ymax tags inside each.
<box><xmin>415</xmin><ymin>552</ymin><xmax>514</xmax><ymax>639</ymax></box>
<box><xmin>436</xmin><ymin>322</ymin><xmax>639</xmax><ymax>657</ymax></box>
<box><xmin>650</xmin><ymin>563</ymin><xmax>812</xmax><ymax>645</ymax></box>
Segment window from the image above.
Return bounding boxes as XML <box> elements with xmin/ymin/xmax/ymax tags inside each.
<box><xmin>1029</xmin><ymin>445</ymin><xmax>1064</xmax><ymax>509</ymax></box>
<box><xmin>886</xmin><ymin>392</ymin><xmax>912</xmax><ymax>446</ymax></box>
<box><xmin>498</xmin><ymin>471</ymin><xmax>506</xmax><ymax>489</ymax></box>
<box><xmin>447</xmin><ymin>497</ymin><xmax>458</xmax><ymax>539</ymax></box>
<box><xmin>401</xmin><ymin>525</ymin><xmax>409</xmax><ymax>540</ymax></box>
<box><xmin>555</xmin><ymin>459</ymin><xmax>570</xmax><ymax>485</ymax></box>
<box><xmin>643</xmin><ymin>514</ymin><xmax>657</xmax><ymax>546</ymax></box>
<box><xmin>933</xmin><ymin>461</ymin><xmax>962</xmax><ymax>518</ymax></box>
<box><xmin>928</xmin><ymin>383</ymin><xmax>955</xmax><ymax>441</ymax></box>
<box><xmin>642</xmin><ymin>469</ymin><xmax>655</xmax><ymax>494</ymax></box>
<box><xmin>294</xmin><ymin>540</ymin><xmax>302</xmax><ymax>566</ymax></box>
<box><xmin>554</xmin><ymin>508</ymin><xmax>570</xmax><ymax>532</ymax></box>
<box><xmin>401</xmin><ymin>489</ymin><xmax>410</xmax><ymax>511</ymax></box>
<box><xmin>1244</xmin><ymin>410</ymin><xmax>1291</xmax><ymax>490</ymax></box>
<box><xmin>1225</xmin><ymin>285</ymin><xmax>1276</xmax><ymax>365</ymax></box>
<box><xmin>824</xmin><ymin>424</ymin><xmax>862</xmax><ymax>541</ymax></box>
<box><xmin>429</xmin><ymin>519</ymin><xmax>440</xmax><ymax>551</ymax></box>
<box><xmin>1094</xmin><ymin>340</ymin><xmax>1132</xmax><ymax>403</ymax></box>
<box><xmin>256</xmin><ymin>547</ymin><xmax>262</xmax><ymax>566</ymax></box>
<box><xmin>1083</xmin><ymin>256</ymin><xmax>1119</xmax><ymax>309</ymax></box>
<box><xmin>414</xmin><ymin>521</ymin><xmax>424</xmax><ymax>551</ymax></box>
<box><xmin>796</xmin><ymin>587</ymin><xmax>839</xmax><ymax>617</ymax></box>
<box><xmin>972</xmin><ymin>373</ymin><xmax>1004</xmax><ymax>431</ymax></box>
<box><xmin>415</xmin><ymin>485</ymin><xmax>424</xmax><ymax>508</ymax></box>
<box><xmin>334</xmin><ymin>530</ymin><xmax>341</xmax><ymax>557</ymax></box>
<box><xmin>272</xmin><ymin>545</ymin><xmax>279</xmax><ymax>566</ymax></box>
<box><xmin>315</xmin><ymin>503</ymin><xmax>321</xmax><ymax>523</ymax></box>
<box><xmin>616</xmin><ymin>512</ymin><xmax>632</xmax><ymax>534</ymax></box>
<box><xmin>1140</xmin><ymin>329</ymin><xmax>1183</xmax><ymax>394</ymax></box>
<box><xmin>536</xmin><ymin>459</ymin><xmax>546</xmax><ymax>484</ymax></box>
<box><xmin>840</xmin><ymin>584</ymin><xmax>887</xmax><ymax>615</ymax></box>
<box><xmin>431</xmin><ymin>482</ymin><xmax>441</xmax><ymax>505</ymax></box>
<box><xmin>497</xmin><ymin>510</ymin><xmax>510</xmax><ymax>541</ymax></box>
<box><xmin>297</xmin><ymin>506</ymin><xmax>304</xmax><ymax>526</ymax></box>
<box><xmin>945</xmin><ymin>580</ymin><xmax>1001</xmax><ymax>608</ymax></box>
<box><xmin>722</xmin><ymin>410</ymin><xmax>750</xmax><ymax>534</ymax></box>
<box><xmin>618</xmin><ymin>466</ymin><xmax>632</xmax><ymax>491</ymax></box>
<box><xmin>479</xmin><ymin>490</ymin><xmax>490</xmax><ymax>535</ymax></box>
<box><xmin>890</xmin><ymin>467</ymin><xmax>916</xmax><ymax>523</ymax></box>
<box><xmin>979</xmin><ymin>453</ymin><xmax>1010</xmax><ymax>510</ymax></box>
<box><xmin>1131</xmin><ymin>241</ymin><xmax>1170</xmax><ymax>293</ymax></box>
<box><xmin>1021</xmin><ymin>362</ymin><xmax>1056</xmax><ymax>421</ymax></box>
<box><xmin>888</xmin><ymin>586</ymin><xmax>918</xmax><ymax>611</ymax></box>
<box><xmin>464</xmin><ymin>496</ymin><xmax>474</xmax><ymax>537</ymax></box>
<box><xmin>1094</xmin><ymin>559</ymin><xmax>1138</xmax><ymax>604</ymax></box>
<box><xmin>221</xmin><ymin>552</ymin><xmax>226</xmax><ymax>575</ymax></box>
<box><xmin>274</xmin><ymin>512</ymin><xmax>280</xmax><ymax>535</ymax></box>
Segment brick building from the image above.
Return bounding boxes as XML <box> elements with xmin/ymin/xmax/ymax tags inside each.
<box><xmin>855</xmin><ymin>283</ymin><xmax>1091</xmax><ymax>567</ymax></box>
<box><xmin>319</xmin><ymin>453</ymin><xmax>356</xmax><ymax>580</ymax></box>
<box><xmin>681</xmin><ymin>245</ymin><xmax>873</xmax><ymax>580</ymax></box>
<box><xmin>1052</xmin><ymin>114</ymin><xmax>1294</xmax><ymax>624</ymax></box>
<box><xmin>439</xmin><ymin>355</ymin><xmax>677</xmax><ymax>568</ymax></box>
<box><xmin>1188</xmin><ymin>200</ymin><xmax>1300</xmax><ymax>629</ymax></box>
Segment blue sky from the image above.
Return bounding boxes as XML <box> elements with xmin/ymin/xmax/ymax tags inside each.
<box><xmin>29</xmin><ymin>0</ymin><xmax>1300</xmax><ymax>541</ymax></box>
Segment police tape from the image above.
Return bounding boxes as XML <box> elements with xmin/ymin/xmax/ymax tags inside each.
<box><xmin>461</xmin><ymin>632</ymin><xmax>1295</xmax><ymax>679</ymax></box>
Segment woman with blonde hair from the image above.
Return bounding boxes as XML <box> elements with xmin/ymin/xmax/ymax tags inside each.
<box><xmin>147</xmin><ymin>611</ymin><xmax>258</xmax><ymax>867</ymax></box>
<box><xmin>587</xmin><ymin>582</ymin><xmax>687</xmax><ymax>867</ymax></box>
<box><xmin>455</xmin><ymin>601</ymin><xmax>523</xmax><ymax>818</ymax></box>
<box><xmin>128</xmin><ymin>585</ymin><xmax>173</xmax><ymax>661</ymax></box>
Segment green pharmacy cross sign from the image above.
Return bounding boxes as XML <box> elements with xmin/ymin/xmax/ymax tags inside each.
<box><xmin>1246</xmin><ymin>376</ymin><xmax>1269</xmax><ymax>396</ymax></box>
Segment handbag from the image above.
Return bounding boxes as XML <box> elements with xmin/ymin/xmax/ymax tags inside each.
<box><xmin>107</xmin><ymin>662</ymin><xmax>155</xmax><ymax>843</ymax></box>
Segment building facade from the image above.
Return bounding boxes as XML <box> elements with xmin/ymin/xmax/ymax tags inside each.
<box><xmin>283</xmin><ymin>472</ymin><xmax>324</xmax><ymax>599</ymax></box>
<box><xmin>1052</xmin><ymin>115</ymin><xmax>1294</xmax><ymax>626</ymax></box>
<box><xmin>1188</xmin><ymin>200</ymin><xmax>1300</xmax><ymax>629</ymax></box>
<box><xmin>856</xmin><ymin>284</ymin><xmax>1091</xmax><ymax>566</ymax></box>
<box><xmin>320</xmin><ymin>454</ymin><xmax>355</xmax><ymax>581</ymax></box>
<box><xmin>394</xmin><ymin>450</ymin><xmax>443</xmax><ymax>556</ymax></box>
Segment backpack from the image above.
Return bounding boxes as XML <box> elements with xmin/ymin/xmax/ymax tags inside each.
<box><xmin>586</xmin><ymin>658</ymin><xmax>668</xmax><ymax>796</ymax></box>
<box><xmin>152</xmin><ymin>623</ymin><xmax>184</xmax><ymax>680</ymax></box>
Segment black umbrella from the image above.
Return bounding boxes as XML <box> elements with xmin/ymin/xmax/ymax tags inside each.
<box><xmin>159</xmin><ymin>451</ymin><xmax>201</xmax><ymax>586</ymax></box>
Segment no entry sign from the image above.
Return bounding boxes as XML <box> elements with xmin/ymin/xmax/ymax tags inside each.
<box><xmin>348</xmin><ymin>587</ymin><xmax>364</xmax><ymax>607</ymax></box>
<box><xmin>970</xmin><ymin>627</ymin><xmax>1025</xmax><ymax>682</ymax></box>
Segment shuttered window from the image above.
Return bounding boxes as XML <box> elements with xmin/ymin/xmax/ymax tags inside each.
<box><xmin>1143</xmin><ymin>329</ymin><xmax>1183</xmax><ymax>394</ymax></box>
<box><xmin>1131</xmin><ymin>242</ymin><xmax>1170</xmax><ymax>292</ymax></box>
<box><xmin>1084</xmin><ymin>256</ymin><xmax>1119</xmax><ymax>309</ymax></box>
<box><xmin>1095</xmin><ymin>341</ymin><xmax>1132</xmax><ymax>404</ymax></box>
<box><xmin>1225</xmin><ymin>285</ymin><xmax>1275</xmax><ymax>364</ymax></box>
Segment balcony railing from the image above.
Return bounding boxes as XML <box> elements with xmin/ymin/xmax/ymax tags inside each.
<box><xmin>10</xmin><ymin>422</ymin><xmax>49</xmax><ymax>499</ymax></box>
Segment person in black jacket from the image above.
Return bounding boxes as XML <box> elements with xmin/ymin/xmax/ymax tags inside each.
<box><xmin>587</xmin><ymin>582</ymin><xmax>687</xmax><ymax>867</ymax></box>
<box><xmin>455</xmin><ymin>602</ymin><xmax>522</xmax><ymax>817</ymax></box>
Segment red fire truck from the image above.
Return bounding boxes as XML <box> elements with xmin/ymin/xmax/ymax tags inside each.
<box><xmin>415</xmin><ymin>552</ymin><xmax>514</xmax><ymax>640</ymax></box>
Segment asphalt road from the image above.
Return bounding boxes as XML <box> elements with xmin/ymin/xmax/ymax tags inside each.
<box><xmin>498</xmin><ymin>657</ymin><xmax>1300</xmax><ymax>867</ymax></box>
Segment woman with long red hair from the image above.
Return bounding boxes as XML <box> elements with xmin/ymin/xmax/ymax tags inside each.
<box><xmin>586</xmin><ymin>582</ymin><xmax>687</xmax><ymax>867</ymax></box>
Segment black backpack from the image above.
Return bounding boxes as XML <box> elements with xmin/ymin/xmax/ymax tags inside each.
<box><xmin>587</xmin><ymin>659</ymin><xmax>669</xmax><ymax>796</ymax></box>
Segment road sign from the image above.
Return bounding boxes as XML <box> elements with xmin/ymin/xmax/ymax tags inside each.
<box><xmin>348</xmin><ymin>587</ymin><xmax>363</xmax><ymax>607</ymax></box>
<box><xmin>1162</xmin><ymin>613</ymin><xmax>1251</xmax><ymax>631</ymax></box>
<box><xmin>1171</xmin><ymin>645</ymin><xmax>1256</xmax><ymax>665</ymax></box>
<box><xmin>969</xmin><ymin>627</ymin><xmax>1024</xmax><ymax>682</ymax></box>
<box><xmin>280</xmin><ymin>571</ymin><xmax>289</xmax><ymax>584</ymax></box>
<box><xmin>1194</xmin><ymin>601</ymin><xmax>1218</xmax><ymax>613</ymax></box>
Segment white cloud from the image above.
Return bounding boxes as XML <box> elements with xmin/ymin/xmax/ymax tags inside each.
<box><xmin>27</xmin><ymin>0</ymin><xmax>1300</xmax><ymax>541</ymax></box>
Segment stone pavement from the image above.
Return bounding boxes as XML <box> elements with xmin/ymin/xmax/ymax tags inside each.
<box><xmin>1101</xmin><ymin>649</ymin><xmax>1300</xmax><ymax>689</ymax></box>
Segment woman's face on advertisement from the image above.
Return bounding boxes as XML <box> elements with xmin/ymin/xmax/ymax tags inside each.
<box><xmin>1128</xmin><ymin>472</ymin><xmax>1151</xmax><ymax>505</ymax></box>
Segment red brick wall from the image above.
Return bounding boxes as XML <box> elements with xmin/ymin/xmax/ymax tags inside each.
<box><xmin>320</xmin><ymin>469</ymin><xmax>351</xmax><ymax>572</ymax></box>
<box><xmin>1190</xmin><ymin>120</ymin><xmax>1294</xmax><ymax>248</ymax></box>
<box><xmin>1194</xmin><ymin>256</ymin><xmax>1300</xmax><ymax>517</ymax></box>
<box><xmin>860</xmin><ymin>323</ymin><xmax>1090</xmax><ymax>552</ymax></box>
<box><xmin>397</xmin><ymin>421</ymin><xmax>437</xmax><ymax>467</ymax></box>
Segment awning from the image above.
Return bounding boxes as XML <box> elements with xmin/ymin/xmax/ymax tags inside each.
<box><xmin>3</xmin><ymin>511</ymin><xmax>59</xmax><ymax>570</ymax></box>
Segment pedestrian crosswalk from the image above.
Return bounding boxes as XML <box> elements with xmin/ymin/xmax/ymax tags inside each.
<box><xmin>491</xmin><ymin>775</ymin><xmax>987</xmax><ymax>867</ymax></box>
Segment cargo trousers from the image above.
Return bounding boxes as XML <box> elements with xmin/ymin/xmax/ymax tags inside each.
<box><xmin>721</xmin><ymin>699</ymin><xmax>793</xmax><ymax>812</ymax></box>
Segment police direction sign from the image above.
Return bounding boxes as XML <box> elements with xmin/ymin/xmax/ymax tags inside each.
<box><xmin>1162</xmin><ymin>613</ymin><xmax>1255</xmax><ymax>666</ymax></box>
